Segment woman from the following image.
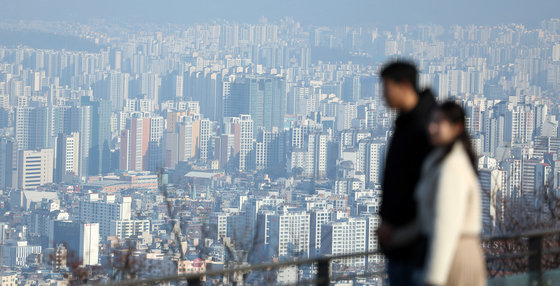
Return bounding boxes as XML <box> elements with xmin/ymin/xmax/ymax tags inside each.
<box><xmin>389</xmin><ymin>101</ymin><xmax>486</xmax><ymax>285</ymax></box>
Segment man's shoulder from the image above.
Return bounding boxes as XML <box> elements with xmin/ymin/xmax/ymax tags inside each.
<box><xmin>417</xmin><ymin>89</ymin><xmax>437</xmax><ymax>114</ymax></box>
<box><xmin>419</xmin><ymin>88</ymin><xmax>437</xmax><ymax>104</ymax></box>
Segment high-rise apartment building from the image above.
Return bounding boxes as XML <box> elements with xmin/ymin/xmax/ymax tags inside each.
<box><xmin>479</xmin><ymin>168</ymin><xmax>508</xmax><ymax>232</ymax></box>
<box><xmin>110</xmin><ymin>220</ymin><xmax>151</xmax><ymax>240</ymax></box>
<box><xmin>255</xmin><ymin>129</ymin><xmax>285</xmax><ymax>171</ymax></box>
<box><xmin>81</xmin><ymin>97</ymin><xmax>112</xmax><ymax>176</ymax></box>
<box><xmin>54</xmin><ymin>132</ymin><xmax>80</xmax><ymax>182</ymax></box>
<box><xmin>309</xmin><ymin>210</ymin><xmax>332</xmax><ymax>256</ymax></box>
<box><xmin>120</xmin><ymin>115</ymin><xmax>164</xmax><ymax>171</ymax></box>
<box><xmin>320</xmin><ymin>217</ymin><xmax>367</xmax><ymax>269</ymax></box>
<box><xmin>78</xmin><ymin>194</ymin><xmax>131</xmax><ymax>238</ymax></box>
<box><xmin>225</xmin><ymin>76</ymin><xmax>286</xmax><ymax>132</ymax></box>
<box><xmin>77</xmin><ymin>105</ymin><xmax>92</xmax><ymax>178</ymax></box>
<box><xmin>238</xmin><ymin>115</ymin><xmax>254</xmax><ymax>171</ymax></box>
<box><xmin>0</xmin><ymin>137</ymin><xmax>16</xmax><ymax>190</ymax></box>
<box><xmin>197</xmin><ymin>118</ymin><xmax>212</xmax><ymax>164</ymax></box>
<box><xmin>108</xmin><ymin>72</ymin><xmax>129</xmax><ymax>111</ymax></box>
<box><xmin>17</xmin><ymin>149</ymin><xmax>54</xmax><ymax>190</ymax></box>
<box><xmin>1</xmin><ymin>240</ymin><xmax>41</xmax><ymax>267</ymax></box>
<box><xmin>290</xmin><ymin>132</ymin><xmax>331</xmax><ymax>178</ymax></box>
<box><xmin>15</xmin><ymin>106</ymin><xmax>51</xmax><ymax>150</ymax></box>
<box><xmin>53</xmin><ymin>221</ymin><xmax>100</xmax><ymax>266</ymax></box>
<box><xmin>365</xmin><ymin>140</ymin><xmax>386</xmax><ymax>187</ymax></box>
<box><xmin>259</xmin><ymin>210</ymin><xmax>310</xmax><ymax>259</ymax></box>
<box><xmin>178</xmin><ymin>117</ymin><xmax>196</xmax><ymax>162</ymax></box>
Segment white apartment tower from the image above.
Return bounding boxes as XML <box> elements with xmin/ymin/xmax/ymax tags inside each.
<box><xmin>55</xmin><ymin>132</ymin><xmax>80</xmax><ymax>182</ymax></box>
<box><xmin>78</xmin><ymin>194</ymin><xmax>132</xmax><ymax>238</ymax></box>
<box><xmin>320</xmin><ymin>217</ymin><xmax>367</xmax><ymax>269</ymax></box>
<box><xmin>264</xmin><ymin>210</ymin><xmax>311</xmax><ymax>258</ymax></box>
<box><xmin>80</xmin><ymin>223</ymin><xmax>100</xmax><ymax>266</ymax></box>
<box><xmin>18</xmin><ymin>149</ymin><xmax>54</xmax><ymax>190</ymax></box>
<box><xmin>479</xmin><ymin>169</ymin><xmax>507</xmax><ymax>233</ymax></box>
<box><xmin>110</xmin><ymin>220</ymin><xmax>150</xmax><ymax>240</ymax></box>
<box><xmin>366</xmin><ymin>140</ymin><xmax>386</xmax><ymax>186</ymax></box>
<box><xmin>239</xmin><ymin>115</ymin><xmax>254</xmax><ymax>171</ymax></box>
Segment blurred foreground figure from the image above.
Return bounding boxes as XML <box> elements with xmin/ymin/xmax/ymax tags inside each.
<box><xmin>391</xmin><ymin>102</ymin><xmax>487</xmax><ymax>286</ymax></box>
<box><xmin>420</xmin><ymin>102</ymin><xmax>486</xmax><ymax>285</ymax></box>
<box><xmin>377</xmin><ymin>61</ymin><xmax>436</xmax><ymax>286</ymax></box>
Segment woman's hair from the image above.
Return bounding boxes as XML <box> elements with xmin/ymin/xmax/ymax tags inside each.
<box><xmin>437</xmin><ymin>101</ymin><xmax>478</xmax><ymax>171</ymax></box>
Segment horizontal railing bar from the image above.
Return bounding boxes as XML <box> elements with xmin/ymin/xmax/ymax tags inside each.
<box><xmin>482</xmin><ymin>228</ymin><xmax>560</xmax><ymax>241</ymax></box>
<box><xmin>544</xmin><ymin>247</ymin><xmax>560</xmax><ymax>254</ymax></box>
<box><xmin>331</xmin><ymin>270</ymin><xmax>386</xmax><ymax>282</ymax></box>
<box><xmin>106</xmin><ymin>250</ymin><xmax>382</xmax><ymax>286</ymax></box>
<box><xmin>485</xmin><ymin>251</ymin><xmax>532</xmax><ymax>260</ymax></box>
<box><xmin>483</xmin><ymin>246</ymin><xmax>560</xmax><ymax>260</ymax></box>
<box><xmin>106</xmin><ymin>229</ymin><xmax>560</xmax><ymax>285</ymax></box>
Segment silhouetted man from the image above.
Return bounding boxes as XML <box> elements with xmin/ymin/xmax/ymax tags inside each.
<box><xmin>377</xmin><ymin>61</ymin><xmax>436</xmax><ymax>286</ymax></box>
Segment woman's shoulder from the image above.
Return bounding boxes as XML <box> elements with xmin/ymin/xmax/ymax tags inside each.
<box><xmin>441</xmin><ymin>142</ymin><xmax>477</xmax><ymax>180</ymax></box>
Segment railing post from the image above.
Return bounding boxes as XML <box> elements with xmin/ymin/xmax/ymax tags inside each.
<box><xmin>317</xmin><ymin>258</ymin><xmax>330</xmax><ymax>286</ymax></box>
<box><xmin>528</xmin><ymin>235</ymin><xmax>543</xmax><ymax>286</ymax></box>
<box><xmin>187</xmin><ymin>277</ymin><xmax>202</xmax><ymax>286</ymax></box>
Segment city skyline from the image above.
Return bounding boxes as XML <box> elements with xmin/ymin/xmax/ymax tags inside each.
<box><xmin>0</xmin><ymin>11</ymin><xmax>558</xmax><ymax>285</ymax></box>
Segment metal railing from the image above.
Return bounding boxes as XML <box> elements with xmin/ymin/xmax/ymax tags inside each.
<box><xmin>483</xmin><ymin>228</ymin><xmax>560</xmax><ymax>286</ymax></box>
<box><xmin>105</xmin><ymin>229</ymin><xmax>560</xmax><ymax>286</ymax></box>
<box><xmin>107</xmin><ymin>249</ymin><xmax>384</xmax><ymax>286</ymax></box>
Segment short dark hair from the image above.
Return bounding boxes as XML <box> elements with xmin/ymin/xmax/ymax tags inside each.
<box><xmin>380</xmin><ymin>61</ymin><xmax>419</xmax><ymax>91</ymax></box>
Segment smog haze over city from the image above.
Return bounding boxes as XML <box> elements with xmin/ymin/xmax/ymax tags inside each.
<box><xmin>0</xmin><ymin>0</ymin><xmax>559</xmax><ymax>285</ymax></box>
<box><xmin>2</xmin><ymin>0</ymin><xmax>560</xmax><ymax>26</ymax></box>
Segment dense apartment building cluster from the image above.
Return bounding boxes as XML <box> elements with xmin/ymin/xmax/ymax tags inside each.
<box><xmin>0</xmin><ymin>17</ymin><xmax>557</xmax><ymax>284</ymax></box>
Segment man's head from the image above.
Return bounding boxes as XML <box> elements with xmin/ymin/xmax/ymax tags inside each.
<box><xmin>380</xmin><ymin>61</ymin><xmax>419</xmax><ymax>111</ymax></box>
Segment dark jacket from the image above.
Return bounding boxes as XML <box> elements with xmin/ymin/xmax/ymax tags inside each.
<box><xmin>380</xmin><ymin>89</ymin><xmax>436</xmax><ymax>260</ymax></box>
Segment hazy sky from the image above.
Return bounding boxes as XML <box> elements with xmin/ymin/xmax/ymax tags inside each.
<box><xmin>1</xmin><ymin>0</ymin><xmax>558</xmax><ymax>27</ymax></box>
